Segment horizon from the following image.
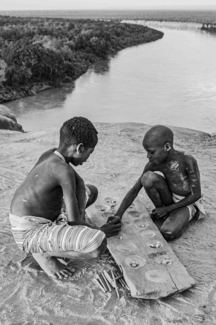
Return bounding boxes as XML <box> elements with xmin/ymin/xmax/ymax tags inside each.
<box><xmin>1</xmin><ymin>6</ymin><xmax>216</xmax><ymax>10</ymax></box>
<box><xmin>0</xmin><ymin>1</ymin><xmax>216</xmax><ymax>11</ymax></box>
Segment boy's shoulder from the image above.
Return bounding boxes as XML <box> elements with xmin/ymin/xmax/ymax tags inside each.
<box><xmin>170</xmin><ymin>151</ymin><xmax>199</xmax><ymax>172</ymax></box>
<box><xmin>35</xmin><ymin>149</ymin><xmax>75</xmax><ymax>175</ymax></box>
<box><xmin>35</xmin><ymin>148</ymin><xmax>56</xmax><ymax>165</ymax></box>
<box><xmin>175</xmin><ymin>150</ymin><xmax>197</xmax><ymax>164</ymax></box>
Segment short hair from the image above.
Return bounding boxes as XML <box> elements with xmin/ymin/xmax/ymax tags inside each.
<box><xmin>143</xmin><ymin>125</ymin><xmax>174</xmax><ymax>147</ymax></box>
<box><xmin>59</xmin><ymin>117</ymin><xmax>98</xmax><ymax>149</ymax></box>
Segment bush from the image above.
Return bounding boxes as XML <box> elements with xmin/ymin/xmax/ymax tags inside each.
<box><xmin>2</xmin><ymin>41</ymin><xmax>65</xmax><ymax>86</ymax></box>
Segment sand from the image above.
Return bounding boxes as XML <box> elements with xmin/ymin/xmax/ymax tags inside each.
<box><xmin>0</xmin><ymin>123</ymin><xmax>216</xmax><ymax>325</ymax></box>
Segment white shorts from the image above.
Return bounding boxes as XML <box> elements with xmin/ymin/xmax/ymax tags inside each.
<box><xmin>153</xmin><ymin>171</ymin><xmax>206</xmax><ymax>221</ymax></box>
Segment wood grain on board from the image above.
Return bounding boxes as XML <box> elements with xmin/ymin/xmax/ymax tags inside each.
<box><xmin>88</xmin><ymin>196</ymin><xmax>195</xmax><ymax>299</ymax></box>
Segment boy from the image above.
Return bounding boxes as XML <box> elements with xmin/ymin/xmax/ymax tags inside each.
<box><xmin>115</xmin><ymin>125</ymin><xmax>205</xmax><ymax>241</ymax></box>
<box><xmin>9</xmin><ymin>117</ymin><xmax>121</xmax><ymax>279</ymax></box>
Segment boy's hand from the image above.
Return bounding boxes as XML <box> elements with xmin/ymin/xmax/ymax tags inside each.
<box><xmin>151</xmin><ymin>206</ymin><xmax>170</xmax><ymax>219</ymax></box>
<box><xmin>106</xmin><ymin>215</ymin><xmax>121</xmax><ymax>224</ymax></box>
<box><xmin>100</xmin><ymin>217</ymin><xmax>121</xmax><ymax>238</ymax></box>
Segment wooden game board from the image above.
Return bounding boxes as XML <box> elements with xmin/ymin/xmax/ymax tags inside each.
<box><xmin>88</xmin><ymin>196</ymin><xmax>195</xmax><ymax>299</ymax></box>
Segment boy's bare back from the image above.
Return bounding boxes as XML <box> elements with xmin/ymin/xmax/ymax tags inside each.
<box><xmin>10</xmin><ymin>148</ymin><xmax>77</xmax><ymax>221</ymax></box>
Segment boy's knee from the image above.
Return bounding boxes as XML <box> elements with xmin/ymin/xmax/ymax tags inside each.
<box><xmin>160</xmin><ymin>226</ymin><xmax>179</xmax><ymax>241</ymax></box>
<box><xmin>98</xmin><ymin>238</ymin><xmax>107</xmax><ymax>255</ymax></box>
<box><xmin>141</xmin><ymin>171</ymin><xmax>159</xmax><ymax>188</ymax></box>
<box><xmin>89</xmin><ymin>238</ymin><xmax>107</xmax><ymax>258</ymax></box>
<box><xmin>86</xmin><ymin>184</ymin><xmax>98</xmax><ymax>206</ymax></box>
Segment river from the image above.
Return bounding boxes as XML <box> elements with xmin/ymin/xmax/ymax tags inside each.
<box><xmin>7</xmin><ymin>21</ymin><xmax>216</xmax><ymax>134</ymax></box>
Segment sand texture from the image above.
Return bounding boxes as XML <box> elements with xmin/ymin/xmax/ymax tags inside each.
<box><xmin>0</xmin><ymin>123</ymin><xmax>216</xmax><ymax>325</ymax></box>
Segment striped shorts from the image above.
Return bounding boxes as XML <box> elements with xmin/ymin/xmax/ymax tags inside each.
<box><xmin>9</xmin><ymin>214</ymin><xmax>105</xmax><ymax>254</ymax></box>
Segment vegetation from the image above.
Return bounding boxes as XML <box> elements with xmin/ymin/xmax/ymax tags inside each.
<box><xmin>52</xmin><ymin>9</ymin><xmax>216</xmax><ymax>24</ymax></box>
<box><xmin>0</xmin><ymin>16</ymin><xmax>163</xmax><ymax>103</ymax></box>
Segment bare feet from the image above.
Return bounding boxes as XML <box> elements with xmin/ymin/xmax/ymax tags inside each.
<box><xmin>32</xmin><ymin>253</ymin><xmax>74</xmax><ymax>280</ymax></box>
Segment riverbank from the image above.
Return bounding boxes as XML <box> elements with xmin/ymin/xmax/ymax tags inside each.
<box><xmin>201</xmin><ymin>23</ymin><xmax>216</xmax><ymax>33</ymax></box>
<box><xmin>0</xmin><ymin>16</ymin><xmax>163</xmax><ymax>104</ymax></box>
<box><xmin>1</xmin><ymin>122</ymin><xmax>216</xmax><ymax>324</ymax></box>
<box><xmin>1</xmin><ymin>9</ymin><xmax>215</xmax><ymax>24</ymax></box>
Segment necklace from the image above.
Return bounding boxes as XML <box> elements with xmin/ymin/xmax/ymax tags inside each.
<box><xmin>54</xmin><ymin>150</ymin><xmax>66</xmax><ymax>162</ymax></box>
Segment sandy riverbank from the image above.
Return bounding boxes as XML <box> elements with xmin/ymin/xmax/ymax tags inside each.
<box><xmin>0</xmin><ymin>122</ymin><xmax>216</xmax><ymax>324</ymax></box>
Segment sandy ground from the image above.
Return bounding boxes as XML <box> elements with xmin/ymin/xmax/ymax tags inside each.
<box><xmin>0</xmin><ymin>122</ymin><xmax>216</xmax><ymax>325</ymax></box>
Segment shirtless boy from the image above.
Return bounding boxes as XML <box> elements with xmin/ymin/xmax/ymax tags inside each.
<box><xmin>116</xmin><ymin>125</ymin><xmax>204</xmax><ymax>240</ymax></box>
<box><xmin>10</xmin><ymin>117</ymin><xmax>121</xmax><ymax>279</ymax></box>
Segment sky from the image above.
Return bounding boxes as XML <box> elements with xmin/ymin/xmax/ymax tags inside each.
<box><xmin>0</xmin><ymin>0</ymin><xmax>215</xmax><ymax>11</ymax></box>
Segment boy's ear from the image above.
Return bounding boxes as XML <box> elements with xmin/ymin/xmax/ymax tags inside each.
<box><xmin>76</xmin><ymin>143</ymin><xmax>85</xmax><ymax>153</ymax></box>
<box><xmin>164</xmin><ymin>142</ymin><xmax>171</xmax><ymax>152</ymax></box>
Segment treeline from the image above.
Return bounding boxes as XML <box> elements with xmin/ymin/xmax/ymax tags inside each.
<box><xmin>0</xmin><ymin>16</ymin><xmax>163</xmax><ymax>103</ymax></box>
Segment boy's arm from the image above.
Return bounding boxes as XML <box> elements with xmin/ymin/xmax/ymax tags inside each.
<box><xmin>115</xmin><ymin>176</ymin><xmax>143</xmax><ymax>219</ymax></box>
<box><xmin>152</xmin><ymin>156</ymin><xmax>201</xmax><ymax>218</ymax></box>
<box><xmin>172</xmin><ymin>155</ymin><xmax>201</xmax><ymax>208</ymax></box>
<box><xmin>55</xmin><ymin>165</ymin><xmax>122</xmax><ymax>236</ymax></box>
<box><xmin>57</xmin><ymin>167</ymin><xmax>84</xmax><ymax>224</ymax></box>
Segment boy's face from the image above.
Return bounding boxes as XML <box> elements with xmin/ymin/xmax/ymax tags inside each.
<box><xmin>71</xmin><ymin>145</ymin><xmax>94</xmax><ymax>166</ymax></box>
<box><xmin>143</xmin><ymin>142</ymin><xmax>168</xmax><ymax>165</ymax></box>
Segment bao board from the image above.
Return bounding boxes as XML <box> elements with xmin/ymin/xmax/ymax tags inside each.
<box><xmin>88</xmin><ymin>196</ymin><xmax>195</xmax><ymax>299</ymax></box>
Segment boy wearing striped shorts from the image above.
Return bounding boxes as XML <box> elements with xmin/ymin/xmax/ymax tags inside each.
<box><xmin>9</xmin><ymin>117</ymin><xmax>121</xmax><ymax>280</ymax></box>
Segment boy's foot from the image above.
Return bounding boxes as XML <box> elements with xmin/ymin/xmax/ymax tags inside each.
<box><xmin>21</xmin><ymin>253</ymin><xmax>42</xmax><ymax>270</ymax></box>
<box><xmin>193</xmin><ymin>207</ymin><xmax>200</xmax><ymax>221</ymax></box>
<box><xmin>32</xmin><ymin>253</ymin><xmax>74</xmax><ymax>280</ymax></box>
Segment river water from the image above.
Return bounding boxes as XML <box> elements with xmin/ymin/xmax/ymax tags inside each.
<box><xmin>7</xmin><ymin>21</ymin><xmax>216</xmax><ymax>133</ymax></box>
